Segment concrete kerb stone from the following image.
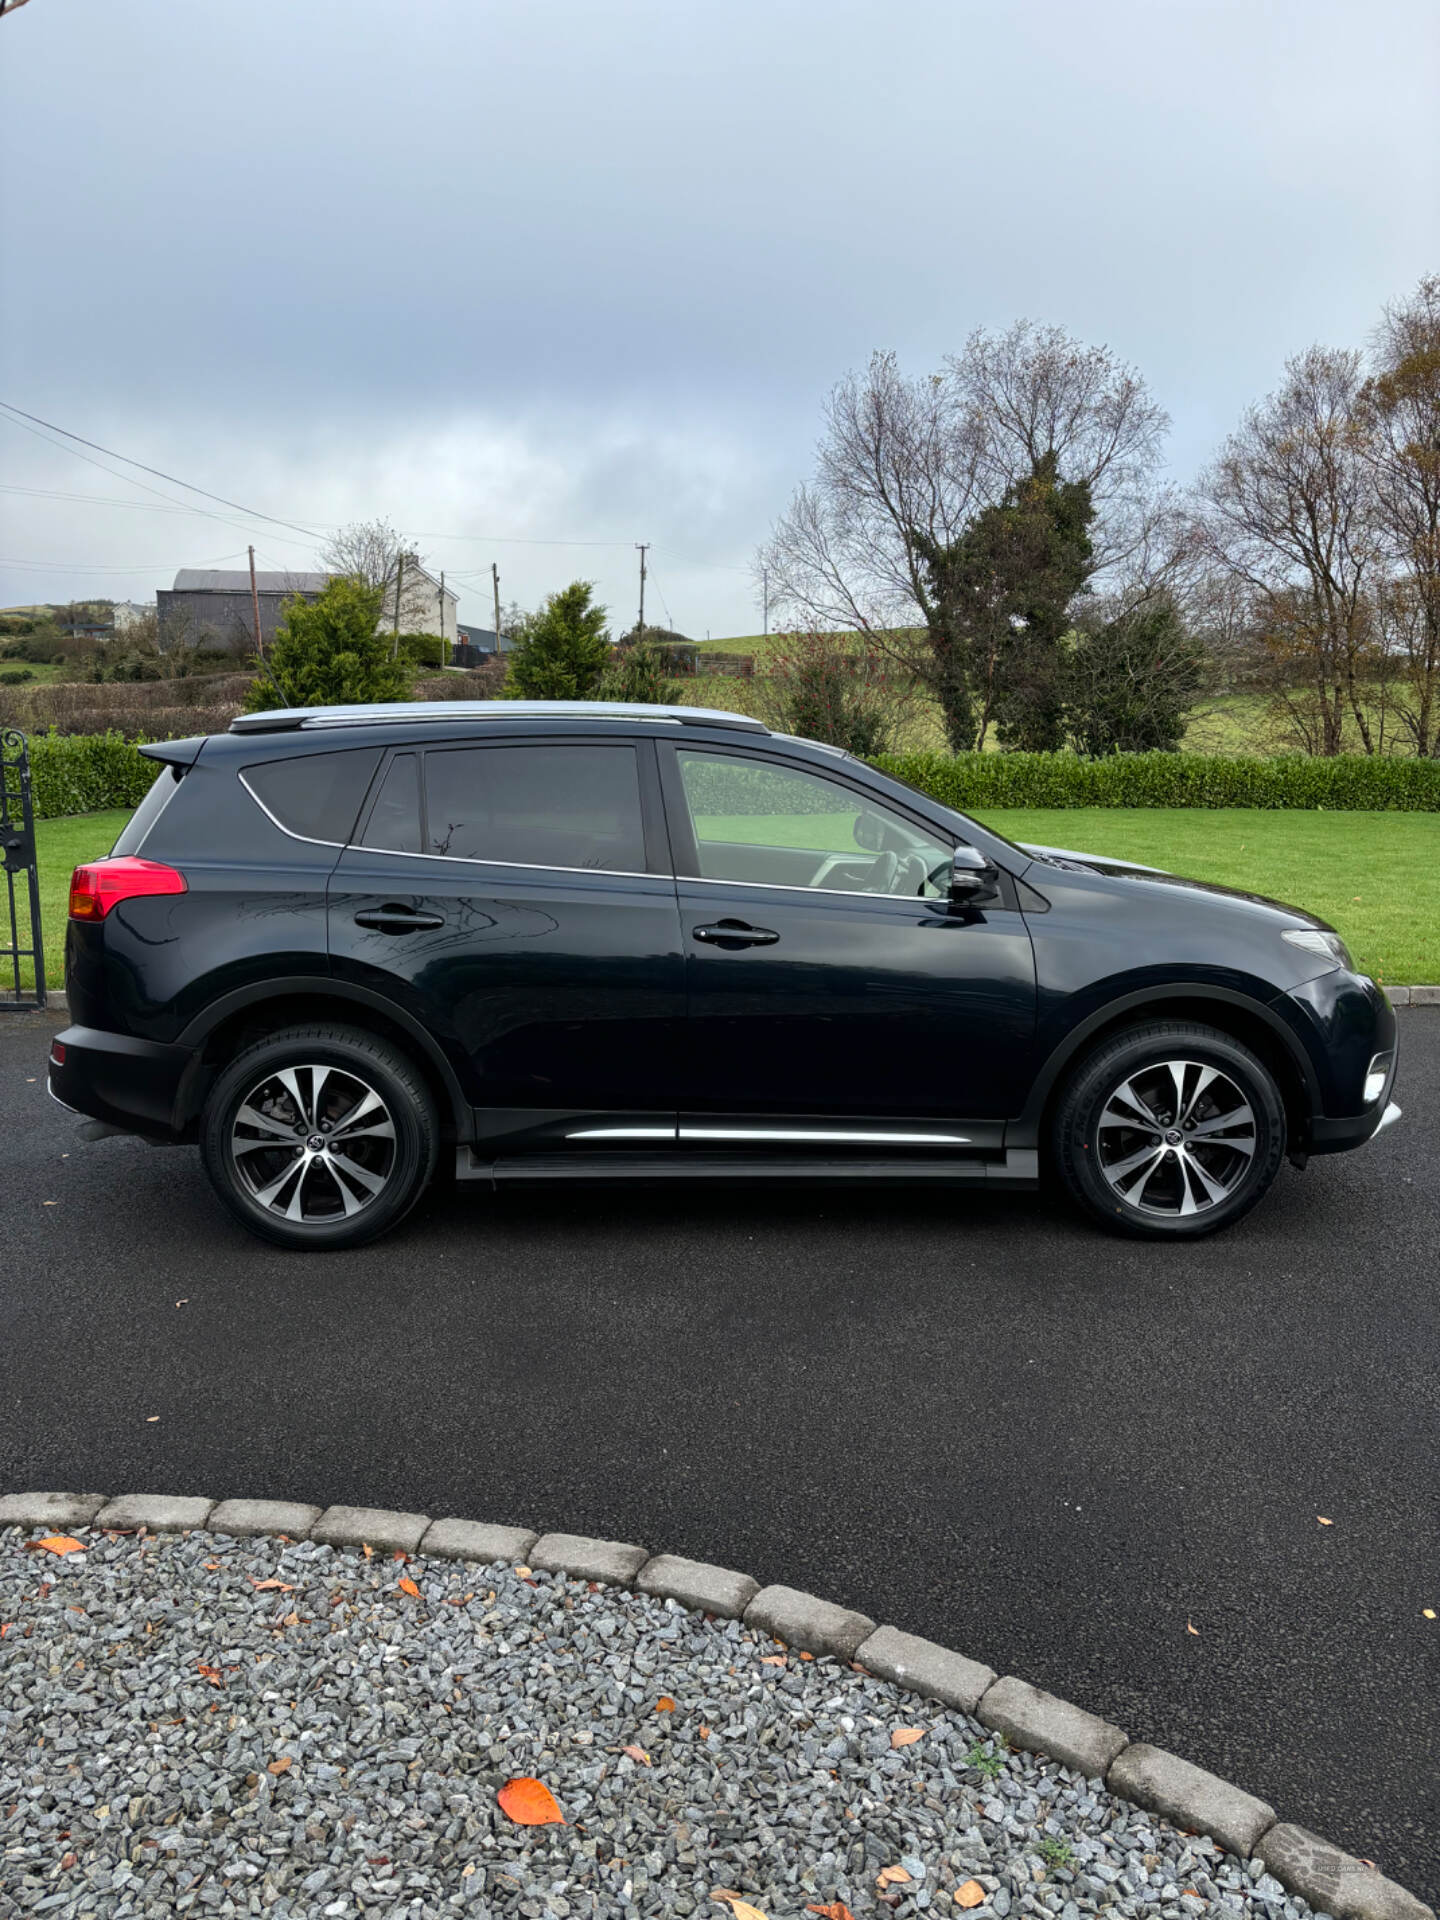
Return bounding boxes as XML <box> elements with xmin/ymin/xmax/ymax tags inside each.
<box><xmin>978</xmin><ymin>1673</ymin><xmax>1129</xmax><ymax>1782</ymax></box>
<box><xmin>635</xmin><ymin>1553</ymin><xmax>758</xmax><ymax>1619</ymax></box>
<box><xmin>93</xmin><ymin>1494</ymin><xmax>216</xmax><ymax>1533</ymax></box>
<box><xmin>1109</xmin><ymin>1741</ymin><xmax>1276</xmax><ymax>1859</ymax></box>
<box><xmin>311</xmin><ymin>1505</ymin><xmax>430</xmax><ymax>1555</ymax></box>
<box><xmin>856</xmin><ymin>1623</ymin><xmax>997</xmax><ymax>1716</ymax></box>
<box><xmin>744</xmin><ymin>1583</ymin><xmax>876</xmax><ymax>1660</ymax></box>
<box><xmin>528</xmin><ymin>1532</ymin><xmax>649</xmax><ymax>1586</ymax></box>
<box><xmin>1409</xmin><ymin>985</ymin><xmax>1440</xmax><ymax>1006</ymax></box>
<box><xmin>1</xmin><ymin>1491</ymin><xmax>1432</xmax><ymax>1920</ymax></box>
<box><xmin>0</xmin><ymin>1492</ymin><xmax>107</xmax><ymax>1530</ymax></box>
<box><xmin>420</xmin><ymin>1517</ymin><xmax>538</xmax><ymax>1565</ymax></box>
<box><xmin>207</xmin><ymin>1498</ymin><xmax>324</xmax><ymax>1540</ymax></box>
<box><xmin>1257</xmin><ymin>1824</ymin><xmax>1436</xmax><ymax>1920</ymax></box>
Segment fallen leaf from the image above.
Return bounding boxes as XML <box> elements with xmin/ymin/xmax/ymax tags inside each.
<box><xmin>760</xmin><ymin>1654</ymin><xmax>786</xmax><ymax>1667</ymax></box>
<box><xmin>145</xmin><ymin>1416</ymin><xmax>160</xmax><ymax>1424</ymax></box>
<box><xmin>367</xmin><ymin>1856</ymin><xmax>390</xmax><ymax>1866</ymax></box>
<box><xmin>798</xmin><ymin>1650</ymin><xmax>814</xmax><ymax>1661</ymax></box>
<box><xmin>1317</xmin><ymin>1515</ymin><xmax>1334</xmax><ymax>1526</ymax></box>
<box><xmin>42</xmin><ymin>1200</ymin><xmax>57</xmax><ymax>1206</ymax></box>
<box><xmin>514</xmin><ymin>1565</ymin><xmax>532</xmax><ymax>1578</ymax></box>
<box><xmin>203</xmin><ymin>1560</ymin><xmax>220</xmax><ymax>1571</ymax></box>
<box><xmin>877</xmin><ymin>1866</ymin><xmax>913</xmax><ymax>1887</ymax></box>
<box><xmin>195</xmin><ymin>1663</ymin><xmax>224</xmax><ymax>1687</ymax></box>
<box><xmin>267</xmin><ymin>1756</ymin><xmax>292</xmax><ymax>1775</ymax></box>
<box><xmin>60</xmin><ymin>1852</ymin><xmax>76</xmax><ymax>1870</ymax></box>
<box><xmin>698</xmin><ymin>1724</ymin><xmax>711</xmax><ymax>1740</ymax></box>
<box><xmin>1423</xmin><ymin>1608</ymin><xmax>1436</xmax><ymax>1620</ymax></box>
<box><xmin>1362</xmin><ymin>1858</ymin><xmax>1378</xmax><ymax>1870</ymax></box>
<box><xmin>955</xmin><ymin>1882</ymin><xmax>986</xmax><ymax>1909</ymax></box>
<box><xmin>890</xmin><ymin>1727</ymin><xmax>925</xmax><ymax>1748</ymax></box>
<box><xmin>248</xmin><ymin>1578</ymin><xmax>295</xmax><ymax>1593</ymax></box>
<box><xmin>398</xmin><ymin>1577</ymin><xmax>421</xmax><ymax>1599</ymax></box>
<box><xmin>655</xmin><ymin>1695</ymin><xmax>676</xmax><ymax>1712</ymax></box>
<box><xmin>807</xmin><ymin>1903</ymin><xmax>857</xmax><ymax>1919</ymax></box>
<box><xmin>175</xmin><ymin>1299</ymin><xmax>188</xmax><ymax>1308</ymax></box>
<box><xmin>280</xmin><ymin>1611</ymin><xmax>300</xmax><ymax>1627</ymax></box>
<box><xmin>622</xmin><ymin>1744</ymin><xmax>651</xmax><ymax>1766</ymax></box>
<box><xmin>26</xmin><ymin>1536</ymin><xmax>85</xmax><ymax>1557</ymax></box>
<box><xmin>361</xmin><ymin>1543</ymin><xmax>374</xmax><ymax>1560</ymax></box>
<box><xmin>1185</xmin><ymin>1620</ymin><xmax>1200</xmax><ymax>1636</ymax></box>
<box><xmin>393</xmin><ymin>1550</ymin><xmax>409</xmax><ymax>1562</ymax></box>
<box><xmin>497</xmin><ymin>1776</ymin><xmax>564</xmax><ymax>1826</ymax></box>
<box><xmin>712</xmin><ymin>1898</ymin><xmax>769</xmax><ymax>1920</ymax></box>
<box><xmin>0</xmin><ymin>1625</ymin><xmax>9</xmax><ymax>1638</ymax></box>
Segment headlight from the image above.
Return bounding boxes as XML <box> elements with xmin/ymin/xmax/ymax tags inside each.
<box><xmin>1282</xmin><ymin>928</ymin><xmax>1354</xmax><ymax>971</ymax></box>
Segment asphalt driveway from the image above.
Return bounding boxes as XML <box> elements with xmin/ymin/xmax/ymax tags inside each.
<box><xmin>3</xmin><ymin>1010</ymin><xmax>1437</xmax><ymax>1901</ymax></box>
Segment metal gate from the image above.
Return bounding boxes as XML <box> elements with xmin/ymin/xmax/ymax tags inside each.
<box><xmin>1</xmin><ymin>728</ymin><xmax>46</xmax><ymax>1011</ymax></box>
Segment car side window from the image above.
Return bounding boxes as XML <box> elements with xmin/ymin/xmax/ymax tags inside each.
<box><xmin>362</xmin><ymin>752</ymin><xmax>422</xmax><ymax>854</ymax></box>
<box><xmin>243</xmin><ymin>748</ymin><xmax>382</xmax><ymax>845</ymax></box>
<box><xmin>423</xmin><ymin>744</ymin><xmax>647</xmax><ymax>871</ymax></box>
<box><xmin>675</xmin><ymin>751</ymin><xmax>952</xmax><ymax>898</ymax></box>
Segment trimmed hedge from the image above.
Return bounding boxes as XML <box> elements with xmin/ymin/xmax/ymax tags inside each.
<box><xmin>27</xmin><ymin>730</ymin><xmax>160</xmax><ymax>820</ymax></box>
<box><xmin>872</xmin><ymin>750</ymin><xmax>1440</xmax><ymax>811</ymax></box>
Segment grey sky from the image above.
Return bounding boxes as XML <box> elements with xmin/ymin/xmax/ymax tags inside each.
<box><xmin>2</xmin><ymin>0</ymin><xmax>1436</xmax><ymax>635</ymax></box>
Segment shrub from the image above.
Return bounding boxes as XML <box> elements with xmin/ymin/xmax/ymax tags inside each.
<box><xmin>503</xmin><ymin>582</ymin><xmax>610</xmax><ymax>699</ymax></box>
<box><xmin>28</xmin><ymin>730</ymin><xmax>162</xmax><ymax>819</ymax></box>
<box><xmin>872</xmin><ymin>749</ymin><xmax>1440</xmax><ymax>811</ymax></box>
<box><xmin>244</xmin><ymin>577</ymin><xmax>411</xmax><ymax>711</ymax></box>
<box><xmin>398</xmin><ymin>632</ymin><xmax>447</xmax><ymax>669</ymax></box>
<box><xmin>0</xmin><ymin>668</ymin><xmax>35</xmax><ymax>685</ymax></box>
<box><xmin>598</xmin><ymin>638</ymin><xmax>675</xmax><ymax>704</ymax></box>
<box><xmin>414</xmin><ymin>661</ymin><xmax>507</xmax><ymax>700</ymax></box>
<box><xmin>758</xmin><ymin>630</ymin><xmax>919</xmax><ymax>755</ymax></box>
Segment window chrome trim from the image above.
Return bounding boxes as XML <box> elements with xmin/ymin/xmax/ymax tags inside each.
<box><xmin>342</xmin><ymin>839</ymin><xmax>661</xmax><ymax>882</ymax></box>
<box><xmin>237</xmin><ymin>770</ymin><xmax>347</xmax><ymax>851</ymax></box>
<box><xmin>682</xmin><ymin>872</ymin><xmax>947</xmax><ymax>906</ymax></box>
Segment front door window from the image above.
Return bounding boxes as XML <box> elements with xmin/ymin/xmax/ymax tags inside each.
<box><xmin>675</xmin><ymin>750</ymin><xmax>952</xmax><ymax>898</ymax></box>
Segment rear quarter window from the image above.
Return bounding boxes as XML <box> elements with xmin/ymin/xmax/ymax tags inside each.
<box><xmin>242</xmin><ymin>749</ymin><xmax>382</xmax><ymax>844</ymax></box>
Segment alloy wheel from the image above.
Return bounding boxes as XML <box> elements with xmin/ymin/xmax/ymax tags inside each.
<box><xmin>1095</xmin><ymin>1057</ymin><xmax>1257</xmax><ymax>1218</ymax></box>
<box><xmin>229</xmin><ymin>1063</ymin><xmax>398</xmax><ymax>1223</ymax></box>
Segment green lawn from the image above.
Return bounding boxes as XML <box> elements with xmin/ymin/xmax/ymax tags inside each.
<box><xmin>21</xmin><ymin>805</ymin><xmax>1436</xmax><ymax>995</ymax></box>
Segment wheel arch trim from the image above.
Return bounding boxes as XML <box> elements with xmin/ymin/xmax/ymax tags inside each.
<box><xmin>1008</xmin><ymin>984</ymin><xmax>1321</xmax><ymax>1149</ymax></box>
<box><xmin>173</xmin><ymin>978</ymin><xmax>470</xmax><ymax>1133</ymax></box>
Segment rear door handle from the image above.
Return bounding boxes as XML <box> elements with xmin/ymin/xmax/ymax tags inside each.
<box><xmin>692</xmin><ymin>920</ymin><xmax>780</xmax><ymax>949</ymax></box>
<box><xmin>353</xmin><ymin>905</ymin><xmax>446</xmax><ymax>933</ymax></box>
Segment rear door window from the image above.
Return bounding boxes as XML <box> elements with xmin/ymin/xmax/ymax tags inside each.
<box><xmin>243</xmin><ymin>749</ymin><xmax>381</xmax><ymax>844</ymax></box>
<box><xmin>424</xmin><ymin>744</ymin><xmax>646</xmax><ymax>871</ymax></box>
<box><xmin>360</xmin><ymin>752</ymin><xmax>422</xmax><ymax>854</ymax></box>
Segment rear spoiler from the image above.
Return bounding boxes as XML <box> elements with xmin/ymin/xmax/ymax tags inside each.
<box><xmin>138</xmin><ymin>737</ymin><xmax>206</xmax><ymax>768</ymax></box>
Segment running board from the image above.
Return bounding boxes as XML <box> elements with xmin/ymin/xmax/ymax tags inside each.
<box><xmin>455</xmin><ymin>1147</ymin><xmax>1039</xmax><ymax>1188</ymax></box>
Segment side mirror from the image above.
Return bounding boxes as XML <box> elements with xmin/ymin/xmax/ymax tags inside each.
<box><xmin>949</xmin><ymin>844</ymin><xmax>999</xmax><ymax>907</ymax></box>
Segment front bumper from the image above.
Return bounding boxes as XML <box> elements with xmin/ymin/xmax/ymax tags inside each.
<box><xmin>47</xmin><ymin>1025</ymin><xmax>197</xmax><ymax>1140</ymax></box>
<box><xmin>1308</xmin><ymin>1097</ymin><xmax>1402</xmax><ymax>1152</ymax></box>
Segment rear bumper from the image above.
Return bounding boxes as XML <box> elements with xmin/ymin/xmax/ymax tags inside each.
<box><xmin>47</xmin><ymin>1025</ymin><xmax>196</xmax><ymax>1140</ymax></box>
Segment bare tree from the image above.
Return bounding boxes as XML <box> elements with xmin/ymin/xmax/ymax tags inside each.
<box><xmin>1196</xmin><ymin>347</ymin><xmax>1381</xmax><ymax>755</ymax></box>
<box><xmin>1358</xmin><ymin>274</ymin><xmax>1440</xmax><ymax>755</ymax></box>
<box><xmin>757</xmin><ymin>326</ymin><xmax>1167</xmax><ymax>746</ymax></box>
<box><xmin>319</xmin><ymin>519</ymin><xmax>412</xmax><ymax>593</ymax></box>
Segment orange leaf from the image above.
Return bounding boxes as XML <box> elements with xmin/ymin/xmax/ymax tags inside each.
<box><xmin>655</xmin><ymin>1696</ymin><xmax>676</xmax><ymax>1712</ymax></box>
<box><xmin>760</xmin><ymin>1654</ymin><xmax>786</xmax><ymax>1667</ymax></box>
<box><xmin>890</xmin><ymin>1727</ymin><xmax>925</xmax><ymax>1748</ymax></box>
<box><xmin>1185</xmin><ymin>1619</ymin><xmax>1200</xmax><ymax>1636</ymax></box>
<box><xmin>807</xmin><ymin>1903</ymin><xmax>857</xmax><ymax>1919</ymax></box>
<box><xmin>195</xmin><ymin>1663</ymin><xmax>224</xmax><ymax>1687</ymax></box>
<box><xmin>497</xmin><ymin>1777</ymin><xmax>564</xmax><ymax>1826</ymax></box>
<box><xmin>267</xmin><ymin>1756</ymin><xmax>292</xmax><ymax>1775</ymax></box>
<box><xmin>877</xmin><ymin>1866</ymin><xmax>912</xmax><ymax>1887</ymax></box>
<box><xmin>622</xmin><ymin>1744</ymin><xmax>651</xmax><ymax>1766</ymax></box>
<box><xmin>203</xmin><ymin>1560</ymin><xmax>221</xmax><ymax>1571</ymax></box>
<box><xmin>954</xmin><ymin>1882</ymin><xmax>985</xmax><ymax>1909</ymax></box>
<box><xmin>398</xmin><ymin>1577</ymin><xmax>421</xmax><ymax>1599</ymax></box>
<box><xmin>26</xmin><ymin>1536</ymin><xmax>85</xmax><ymax>1557</ymax></box>
<box><xmin>698</xmin><ymin>1724</ymin><xmax>711</xmax><ymax>1740</ymax></box>
<box><xmin>798</xmin><ymin>1650</ymin><xmax>814</xmax><ymax>1661</ymax></box>
<box><xmin>361</xmin><ymin>1543</ymin><xmax>374</xmax><ymax>1559</ymax></box>
<box><xmin>0</xmin><ymin>1624</ymin><xmax>9</xmax><ymax>1638</ymax></box>
<box><xmin>249</xmin><ymin>1578</ymin><xmax>296</xmax><ymax>1593</ymax></box>
<box><xmin>1317</xmin><ymin>1515</ymin><xmax>1334</xmax><ymax>1526</ymax></box>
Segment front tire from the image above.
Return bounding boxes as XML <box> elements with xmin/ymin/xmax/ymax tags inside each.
<box><xmin>1051</xmin><ymin>1020</ymin><xmax>1286</xmax><ymax>1239</ymax></box>
<box><xmin>200</xmin><ymin>1023</ymin><xmax>438</xmax><ymax>1250</ymax></box>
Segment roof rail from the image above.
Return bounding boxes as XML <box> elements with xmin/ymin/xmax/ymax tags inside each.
<box><xmin>229</xmin><ymin>700</ymin><xmax>769</xmax><ymax>736</ymax></box>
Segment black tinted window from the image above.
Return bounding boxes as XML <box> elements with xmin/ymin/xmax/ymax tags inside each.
<box><xmin>244</xmin><ymin>749</ymin><xmax>380</xmax><ymax>843</ymax></box>
<box><xmin>424</xmin><ymin>745</ymin><xmax>645</xmax><ymax>871</ymax></box>
<box><xmin>111</xmin><ymin>764</ymin><xmax>182</xmax><ymax>856</ymax></box>
<box><xmin>362</xmin><ymin>753</ymin><xmax>422</xmax><ymax>853</ymax></box>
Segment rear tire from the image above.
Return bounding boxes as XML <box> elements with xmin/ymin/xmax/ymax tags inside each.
<box><xmin>1051</xmin><ymin>1020</ymin><xmax>1286</xmax><ymax>1239</ymax></box>
<box><xmin>200</xmin><ymin>1023</ymin><xmax>438</xmax><ymax>1250</ymax></box>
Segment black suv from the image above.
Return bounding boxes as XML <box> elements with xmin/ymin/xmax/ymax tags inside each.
<box><xmin>49</xmin><ymin>701</ymin><xmax>1400</xmax><ymax>1249</ymax></box>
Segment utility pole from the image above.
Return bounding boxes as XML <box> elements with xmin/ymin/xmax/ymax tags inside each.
<box><xmin>438</xmin><ymin>569</ymin><xmax>446</xmax><ymax>666</ymax></box>
<box><xmin>247</xmin><ymin>546</ymin><xmax>264</xmax><ymax>659</ymax></box>
<box><xmin>635</xmin><ymin>543</ymin><xmax>649</xmax><ymax>637</ymax></box>
<box><xmin>492</xmin><ymin>562</ymin><xmax>501</xmax><ymax>652</ymax></box>
<box><xmin>762</xmin><ymin>566</ymin><xmax>769</xmax><ymax>637</ymax></box>
<box><xmin>392</xmin><ymin>550</ymin><xmax>405</xmax><ymax>657</ymax></box>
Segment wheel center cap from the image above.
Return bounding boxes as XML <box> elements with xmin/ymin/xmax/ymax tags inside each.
<box><xmin>307</xmin><ymin>1134</ymin><xmax>326</xmax><ymax>1152</ymax></box>
<box><xmin>1165</xmin><ymin>1129</ymin><xmax>1182</xmax><ymax>1145</ymax></box>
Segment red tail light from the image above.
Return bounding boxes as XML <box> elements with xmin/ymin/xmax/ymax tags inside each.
<box><xmin>69</xmin><ymin>857</ymin><xmax>188</xmax><ymax>921</ymax></box>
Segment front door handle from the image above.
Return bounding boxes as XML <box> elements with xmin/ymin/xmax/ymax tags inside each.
<box><xmin>692</xmin><ymin>919</ymin><xmax>780</xmax><ymax>950</ymax></box>
<box><xmin>353</xmin><ymin>905</ymin><xmax>446</xmax><ymax>933</ymax></box>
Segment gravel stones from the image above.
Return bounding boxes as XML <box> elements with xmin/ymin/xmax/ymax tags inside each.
<box><xmin>0</xmin><ymin>1523</ymin><xmax>1343</xmax><ymax>1920</ymax></box>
